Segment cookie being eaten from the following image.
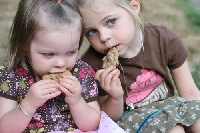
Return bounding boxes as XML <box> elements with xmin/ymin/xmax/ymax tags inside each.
<box><xmin>102</xmin><ymin>47</ymin><xmax>119</xmax><ymax>69</ymax></box>
<box><xmin>42</xmin><ymin>70</ymin><xmax>72</xmax><ymax>82</ymax></box>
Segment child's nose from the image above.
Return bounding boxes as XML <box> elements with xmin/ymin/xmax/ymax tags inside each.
<box><xmin>99</xmin><ymin>29</ymin><xmax>110</xmax><ymax>42</ymax></box>
<box><xmin>55</xmin><ymin>58</ymin><xmax>66</xmax><ymax>68</ymax></box>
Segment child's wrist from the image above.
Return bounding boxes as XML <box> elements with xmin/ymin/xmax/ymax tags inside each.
<box><xmin>18</xmin><ymin>102</ymin><xmax>34</xmax><ymax>117</ymax></box>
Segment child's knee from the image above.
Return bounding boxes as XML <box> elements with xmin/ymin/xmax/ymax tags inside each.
<box><xmin>169</xmin><ymin>124</ymin><xmax>185</xmax><ymax>133</ymax></box>
<box><xmin>185</xmin><ymin>118</ymin><xmax>200</xmax><ymax>133</ymax></box>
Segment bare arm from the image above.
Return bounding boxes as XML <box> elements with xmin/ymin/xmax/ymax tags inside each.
<box><xmin>0</xmin><ymin>97</ymin><xmax>33</xmax><ymax>133</ymax></box>
<box><xmin>95</xmin><ymin>66</ymin><xmax>124</xmax><ymax>121</ymax></box>
<box><xmin>171</xmin><ymin>60</ymin><xmax>200</xmax><ymax>100</ymax></box>
<box><xmin>98</xmin><ymin>95</ymin><xmax>124</xmax><ymax>121</ymax></box>
<box><xmin>0</xmin><ymin>79</ymin><xmax>61</xmax><ymax>133</ymax></box>
<box><xmin>69</xmin><ymin>99</ymin><xmax>100</xmax><ymax>131</ymax></box>
<box><xmin>59</xmin><ymin>75</ymin><xmax>101</xmax><ymax>131</ymax></box>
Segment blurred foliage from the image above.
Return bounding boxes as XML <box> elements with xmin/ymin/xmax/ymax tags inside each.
<box><xmin>191</xmin><ymin>63</ymin><xmax>200</xmax><ymax>89</ymax></box>
<box><xmin>177</xmin><ymin>0</ymin><xmax>200</xmax><ymax>30</ymax></box>
<box><xmin>176</xmin><ymin>0</ymin><xmax>200</xmax><ymax>89</ymax></box>
<box><xmin>188</xmin><ymin>46</ymin><xmax>199</xmax><ymax>55</ymax></box>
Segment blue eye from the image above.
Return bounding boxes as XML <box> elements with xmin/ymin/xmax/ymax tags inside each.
<box><xmin>66</xmin><ymin>51</ymin><xmax>77</xmax><ymax>56</ymax></box>
<box><xmin>87</xmin><ymin>29</ymin><xmax>97</xmax><ymax>36</ymax></box>
<box><xmin>43</xmin><ymin>53</ymin><xmax>54</xmax><ymax>57</ymax></box>
<box><xmin>107</xmin><ymin>19</ymin><xmax>116</xmax><ymax>26</ymax></box>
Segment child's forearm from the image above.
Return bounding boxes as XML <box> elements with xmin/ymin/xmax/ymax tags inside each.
<box><xmin>0</xmin><ymin>105</ymin><xmax>33</xmax><ymax>133</ymax></box>
<box><xmin>101</xmin><ymin>96</ymin><xmax>124</xmax><ymax>121</ymax></box>
<box><xmin>69</xmin><ymin>98</ymin><xmax>101</xmax><ymax>131</ymax></box>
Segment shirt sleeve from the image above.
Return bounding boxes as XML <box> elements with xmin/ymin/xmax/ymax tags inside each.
<box><xmin>0</xmin><ymin>62</ymin><xmax>18</xmax><ymax>100</ymax></box>
<box><xmin>72</xmin><ymin>59</ymin><xmax>99</xmax><ymax>102</ymax></box>
<box><xmin>81</xmin><ymin>47</ymin><xmax>108</xmax><ymax>96</ymax></box>
<box><xmin>165</xmin><ymin>27</ymin><xmax>188</xmax><ymax>70</ymax></box>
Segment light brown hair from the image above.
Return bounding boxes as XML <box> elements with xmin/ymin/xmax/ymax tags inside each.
<box><xmin>6</xmin><ymin>0</ymin><xmax>83</xmax><ymax>69</ymax></box>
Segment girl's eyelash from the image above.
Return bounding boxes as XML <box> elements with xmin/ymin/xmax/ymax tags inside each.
<box><xmin>86</xmin><ymin>29</ymin><xmax>97</xmax><ymax>36</ymax></box>
<box><xmin>66</xmin><ymin>50</ymin><xmax>78</xmax><ymax>56</ymax></box>
<box><xmin>107</xmin><ymin>19</ymin><xmax>116</xmax><ymax>25</ymax></box>
<box><xmin>43</xmin><ymin>53</ymin><xmax>54</xmax><ymax>57</ymax></box>
<box><xmin>85</xmin><ymin>19</ymin><xmax>116</xmax><ymax>37</ymax></box>
<box><xmin>42</xmin><ymin>49</ymin><xmax>78</xmax><ymax>57</ymax></box>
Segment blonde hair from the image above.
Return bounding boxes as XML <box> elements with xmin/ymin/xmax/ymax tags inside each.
<box><xmin>6</xmin><ymin>0</ymin><xmax>82</xmax><ymax>70</ymax></box>
<box><xmin>78</xmin><ymin>0</ymin><xmax>144</xmax><ymax>32</ymax></box>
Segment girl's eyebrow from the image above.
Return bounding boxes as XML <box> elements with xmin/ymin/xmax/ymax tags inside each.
<box><xmin>83</xmin><ymin>13</ymin><xmax>117</xmax><ymax>32</ymax></box>
<box><xmin>101</xmin><ymin>15</ymin><xmax>112</xmax><ymax>22</ymax></box>
<box><xmin>84</xmin><ymin>26</ymin><xmax>92</xmax><ymax>33</ymax></box>
<box><xmin>101</xmin><ymin>13</ymin><xmax>118</xmax><ymax>22</ymax></box>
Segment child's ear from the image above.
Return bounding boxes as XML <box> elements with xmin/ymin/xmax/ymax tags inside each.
<box><xmin>130</xmin><ymin>0</ymin><xmax>140</xmax><ymax>14</ymax></box>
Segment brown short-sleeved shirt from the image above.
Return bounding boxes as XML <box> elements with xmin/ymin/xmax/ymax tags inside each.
<box><xmin>0</xmin><ymin>59</ymin><xmax>98</xmax><ymax>132</ymax></box>
<box><xmin>82</xmin><ymin>23</ymin><xmax>188</xmax><ymax>106</ymax></box>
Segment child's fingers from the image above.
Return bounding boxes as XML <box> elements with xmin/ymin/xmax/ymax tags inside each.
<box><xmin>100</xmin><ymin>66</ymin><xmax>114</xmax><ymax>78</ymax></box>
<box><xmin>59</xmin><ymin>77</ymin><xmax>77</xmax><ymax>88</ymax></box>
<box><xmin>42</xmin><ymin>87</ymin><xmax>60</xmax><ymax>96</ymax></box>
<box><xmin>109</xmin><ymin>68</ymin><xmax>120</xmax><ymax>76</ymax></box>
<box><xmin>105</xmin><ymin>69</ymin><xmax>121</xmax><ymax>92</ymax></box>
<box><xmin>41</xmin><ymin>79</ymin><xmax>58</xmax><ymax>84</ymax></box>
<box><xmin>61</xmin><ymin>75</ymin><xmax>77</xmax><ymax>80</ymax></box>
<box><xmin>104</xmin><ymin>71</ymin><xmax>115</xmax><ymax>85</ymax></box>
<box><xmin>95</xmin><ymin>67</ymin><xmax>111</xmax><ymax>80</ymax></box>
<box><xmin>95</xmin><ymin>69</ymin><xmax>104</xmax><ymax>80</ymax></box>
<box><xmin>44</xmin><ymin>90</ymin><xmax>62</xmax><ymax>99</ymax></box>
<box><xmin>59</xmin><ymin>85</ymin><xmax>72</xmax><ymax>95</ymax></box>
<box><xmin>36</xmin><ymin>79</ymin><xmax>59</xmax><ymax>89</ymax></box>
<box><xmin>111</xmin><ymin>69</ymin><xmax>120</xmax><ymax>81</ymax></box>
<box><xmin>103</xmin><ymin>68</ymin><xmax>119</xmax><ymax>85</ymax></box>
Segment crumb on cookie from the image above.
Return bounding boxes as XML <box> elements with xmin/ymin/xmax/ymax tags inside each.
<box><xmin>102</xmin><ymin>47</ymin><xmax>119</xmax><ymax>69</ymax></box>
